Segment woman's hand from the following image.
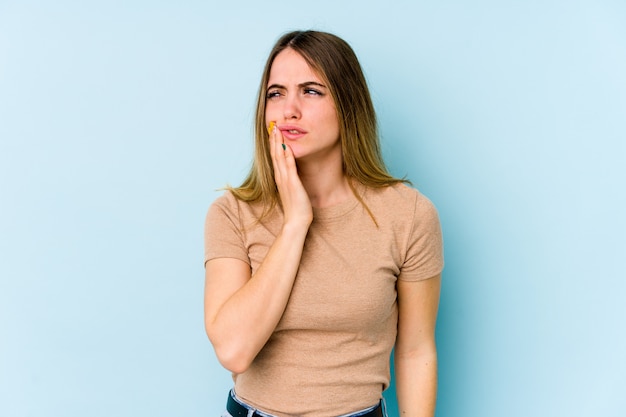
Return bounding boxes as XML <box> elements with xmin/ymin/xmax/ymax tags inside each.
<box><xmin>269</xmin><ymin>123</ymin><xmax>313</xmax><ymax>228</ymax></box>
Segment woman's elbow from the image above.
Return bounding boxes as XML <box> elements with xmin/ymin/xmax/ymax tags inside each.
<box><xmin>206</xmin><ymin>326</ymin><xmax>254</xmax><ymax>374</ymax></box>
<box><xmin>214</xmin><ymin>345</ymin><xmax>253</xmax><ymax>374</ymax></box>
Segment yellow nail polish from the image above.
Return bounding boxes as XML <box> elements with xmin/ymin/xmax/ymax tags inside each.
<box><xmin>267</xmin><ymin>121</ymin><xmax>275</xmax><ymax>134</ymax></box>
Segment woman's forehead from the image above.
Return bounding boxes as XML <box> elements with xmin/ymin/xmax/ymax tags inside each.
<box><xmin>267</xmin><ymin>49</ymin><xmax>323</xmax><ymax>86</ymax></box>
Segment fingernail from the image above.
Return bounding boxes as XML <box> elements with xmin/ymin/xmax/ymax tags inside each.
<box><xmin>267</xmin><ymin>121</ymin><xmax>275</xmax><ymax>134</ymax></box>
<box><xmin>281</xmin><ymin>143</ymin><xmax>286</xmax><ymax>151</ymax></box>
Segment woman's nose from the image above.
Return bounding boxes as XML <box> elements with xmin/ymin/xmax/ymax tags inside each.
<box><xmin>283</xmin><ymin>94</ymin><xmax>301</xmax><ymax>120</ymax></box>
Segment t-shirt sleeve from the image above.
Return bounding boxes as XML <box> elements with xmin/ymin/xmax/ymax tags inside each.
<box><xmin>398</xmin><ymin>191</ymin><xmax>444</xmax><ymax>281</ymax></box>
<box><xmin>203</xmin><ymin>193</ymin><xmax>251</xmax><ymax>267</ymax></box>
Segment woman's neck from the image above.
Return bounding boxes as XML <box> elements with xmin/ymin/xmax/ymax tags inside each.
<box><xmin>297</xmin><ymin>161</ymin><xmax>351</xmax><ymax>209</ymax></box>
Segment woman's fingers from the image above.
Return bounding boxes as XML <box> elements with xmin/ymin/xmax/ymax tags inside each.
<box><xmin>269</xmin><ymin>123</ymin><xmax>294</xmax><ymax>181</ymax></box>
<box><xmin>267</xmin><ymin>122</ymin><xmax>312</xmax><ymax>225</ymax></box>
<box><xmin>269</xmin><ymin>122</ymin><xmax>286</xmax><ymax>181</ymax></box>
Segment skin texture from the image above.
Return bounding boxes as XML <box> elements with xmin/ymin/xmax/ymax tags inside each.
<box><xmin>204</xmin><ymin>47</ymin><xmax>440</xmax><ymax>416</ymax></box>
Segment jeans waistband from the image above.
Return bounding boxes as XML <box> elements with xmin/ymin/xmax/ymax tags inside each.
<box><xmin>226</xmin><ymin>390</ymin><xmax>386</xmax><ymax>417</ymax></box>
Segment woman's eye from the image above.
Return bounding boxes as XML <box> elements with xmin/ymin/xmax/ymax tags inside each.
<box><xmin>304</xmin><ymin>88</ymin><xmax>323</xmax><ymax>96</ymax></box>
<box><xmin>266</xmin><ymin>90</ymin><xmax>281</xmax><ymax>99</ymax></box>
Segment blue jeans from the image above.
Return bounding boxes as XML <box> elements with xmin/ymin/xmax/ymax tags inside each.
<box><xmin>222</xmin><ymin>389</ymin><xmax>387</xmax><ymax>417</ymax></box>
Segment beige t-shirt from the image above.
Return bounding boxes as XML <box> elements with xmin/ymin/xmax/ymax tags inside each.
<box><xmin>204</xmin><ymin>183</ymin><xmax>444</xmax><ymax>417</ymax></box>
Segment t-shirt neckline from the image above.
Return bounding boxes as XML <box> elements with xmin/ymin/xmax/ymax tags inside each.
<box><xmin>311</xmin><ymin>190</ymin><xmax>361</xmax><ymax>223</ymax></box>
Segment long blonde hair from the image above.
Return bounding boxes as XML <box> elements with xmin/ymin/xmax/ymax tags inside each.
<box><xmin>229</xmin><ymin>30</ymin><xmax>407</xmax><ymax>218</ymax></box>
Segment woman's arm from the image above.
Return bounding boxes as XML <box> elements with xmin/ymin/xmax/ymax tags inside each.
<box><xmin>395</xmin><ymin>274</ymin><xmax>441</xmax><ymax>417</ymax></box>
<box><xmin>204</xmin><ymin>222</ymin><xmax>308</xmax><ymax>373</ymax></box>
<box><xmin>204</xmin><ymin>128</ymin><xmax>313</xmax><ymax>374</ymax></box>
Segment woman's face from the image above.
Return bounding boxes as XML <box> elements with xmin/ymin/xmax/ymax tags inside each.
<box><xmin>265</xmin><ymin>48</ymin><xmax>340</xmax><ymax>163</ymax></box>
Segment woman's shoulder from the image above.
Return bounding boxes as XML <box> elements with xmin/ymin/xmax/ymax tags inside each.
<box><xmin>210</xmin><ymin>189</ymin><xmax>238</xmax><ymax>207</ymax></box>
<box><xmin>207</xmin><ymin>190</ymin><xmax>277</xmax><ymax>225</ymax></box>
<box><xmin>210</xmin><ymin>190</ymin><xmax>267</xmax><ymax>208</ymax></box>
<box><xmin>206</xmin><ymin>190</ymin><xmax>240</xmax><ymax>217</ymax></box>
<box><xmin>366</xmin><ymin>184</ymin><xmax>442</xmax><ymax>250</ymax></box>
<box><xmin>366</xmin><ymin>182</ymin><xmax>437</xmax><ymax>214</ymax></box>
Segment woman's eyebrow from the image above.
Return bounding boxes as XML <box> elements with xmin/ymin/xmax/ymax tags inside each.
<box><xmin>299</xmin><ymin>81</ymin><xmax>327</xmax><ymax>89</ymax></box>
<box><xmin>267</xmin><ymin>83</ymin><xmax>285</xmax><ymax>91</ymax></box>
<box><xmin>266</xmin><ymin>81</ymin><xmax>327</xmax><ymax>90</ymax></box>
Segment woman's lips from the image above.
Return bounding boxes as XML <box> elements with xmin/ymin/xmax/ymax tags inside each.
<box><xmin>278</xmin><ymin>125</ymin><xmax>307</xmax><ymax>140</ymax></box>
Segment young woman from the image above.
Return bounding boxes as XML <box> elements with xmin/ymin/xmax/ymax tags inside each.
<box><xmin>204</xmin><ymin>30</ymin><xmax>443</xmax><ymax>417</ymax></box>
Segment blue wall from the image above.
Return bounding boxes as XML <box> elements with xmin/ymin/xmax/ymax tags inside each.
<box><xmin>1</xmin><ymin>1</ymin><xmax>624</xmax><ymax>416</ymax></box>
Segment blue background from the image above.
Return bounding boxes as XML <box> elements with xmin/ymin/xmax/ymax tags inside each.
<box><xmin>1</xmin><ymin>1</ymin><xmax>624</xmax><ymax>416</ymax></box>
